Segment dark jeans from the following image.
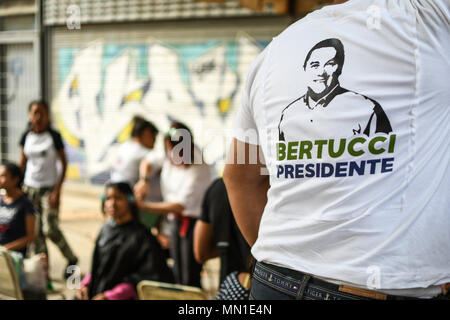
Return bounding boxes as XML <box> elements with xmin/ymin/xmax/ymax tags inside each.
<box><xmin>249</xmin><ymin>262</ymin><xmax>444</xmax><ymax>300</ymax></box>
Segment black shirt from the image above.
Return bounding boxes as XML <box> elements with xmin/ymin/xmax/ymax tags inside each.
<box><xmin>88</xmin><ymin>218</ymin><xmax>174</xmax><ymax>299</ymax></box>
<box><xmin>0</xmin><ymin>194</ymin><xmax>36</xmax><ymax>256</ymax></box>
<box><xmin>200</xmin><ymin>178</ymin><xmax>251</xmax><ymax>284</ymax></box>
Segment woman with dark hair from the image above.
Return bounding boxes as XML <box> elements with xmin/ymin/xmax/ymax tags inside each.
<box><xmin>110</xmin><ymin>115</ymin><xmax>159</xmax><ymax>186</ymax></box>
<box><xmin>75</xmin><ymin>182</ymin><xmax>173</xmax><ymax>300</ymax></box>
<box><xmin>0</xmin><ymin>161</ymin><xmax>36</xmax><ymax>256</ymax></box>
<box><xmin>19</xmin><ymin>100</ymin><xmax>78</xmax><ymax>278</ymax></box>
<box><xmin>135</xmin><ymin>121</ymin><xmax>215</xmax><ymax>288</ymax></box>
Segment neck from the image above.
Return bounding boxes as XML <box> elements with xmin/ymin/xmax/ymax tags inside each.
<box><xmin>114</xmin><ymin>214</ymin><xmax>133</xmax><ymax>225</ymax></box>
<box><xmin>4</xmin><ymin>188</ymin><xmax>23</xmax><ymax>201</ymax></box>
<box><xmin>33</xmin><ymin>127</ymin><xmax>48</xmax><ymax>133</ymax></box>
<box><xmin>308</xmin><ymin>80</ymin><xmax>339</xmax><ymax>102</ymax></box>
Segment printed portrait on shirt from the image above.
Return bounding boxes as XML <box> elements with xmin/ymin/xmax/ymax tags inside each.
<box><xmin>278</xmin><ymin>38</ymin><xmax>393</xmax><ymax>141</ymax></box>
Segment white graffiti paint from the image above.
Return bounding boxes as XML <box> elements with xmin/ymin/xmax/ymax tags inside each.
<box><xmin>53</xmin><ymin>36</ymin><xmax>263</xmax><ymax>181</ymax></box>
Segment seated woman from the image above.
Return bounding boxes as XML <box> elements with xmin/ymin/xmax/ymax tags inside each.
<box><xmin>0</xmin><ymin>161</ymin><xmax>36</xmax><ymax>256</ymax></box>
<box><xmin>0</xmin><ymin>162</ymin><xmax>48</xmax><ymax>299</ymax></box>
<box><xmin>76</xmin><ymin>182</ymin><xmax>174</xmax><ymax>300</ymax></box>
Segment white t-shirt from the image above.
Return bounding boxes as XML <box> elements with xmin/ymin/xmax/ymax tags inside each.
<box><xmin>233</xmin><ymin>0</ymin><xmax>450</xmax><ymax>296</ymax></box>
<box><xmin>110</xmin><ymin>140</ymin><xmax>151</xmax><ymax>186</ymax></box>
<box><xmin>111</xmin><ymin>140</ymin><xmax>163</xmax><ymax>202</ymax></box>
<box><xmin>20</xmin><ymin>128</ymin><xmax>65</xmax><ymax>188</ymax></box>
<box><xmin>153</xmin><ymin>148</ymin><xmax>215</xmax><ymax>218</ymax></box>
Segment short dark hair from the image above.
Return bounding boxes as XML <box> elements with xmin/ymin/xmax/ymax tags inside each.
<box><xmin>101</xmin><ymin>181</ymin><xmax>139</xmax><ymax>220</ymax></box>
<box><xmin>1</xmin><ymin>161</ymin><xmax>23</xmax><ymax>188</ymax></box>
<box><xmin>131</xmin><ymin>116</ymin><xmax>159</xmax><ymax>138</ymax></box>
<box><xmin>164</xmin><ymin>121</ymin><xmax>195</xmax><ymax>164</ymax></box>
<box><xmin>28</xmin><ymin>100</ymin><xmax>50</xmax><ymax>112</ymax></box>
<box><xmin>303</xmin><ymin>38</ymin><xmax>345</xmax><ymax>77</ymax></box>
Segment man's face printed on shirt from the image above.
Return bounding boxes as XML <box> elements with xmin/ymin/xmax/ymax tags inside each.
<box><xmin>305</xmin><ymin>47</ymin><xmax>339</xmax><ymax>97</ymax></box>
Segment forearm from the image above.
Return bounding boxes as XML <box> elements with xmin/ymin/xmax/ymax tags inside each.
<box><xmin>193</xmin><ymin>221</ymin><xmax>218</xmax><ymax>264</ymax></box>
<box><xmin>139</xmin><ymin>158</ymin><xmax>152</xmax><ymax>180</ymax></box>
<box><xmin>140</xmin><ymin>201</ymin><xmax>184</xmax><ymax>215</ymax></box>
<box><xmin>55</xmin><ymin>162</ymin><xmax>66</xmax><ymax>191</ymax></box>
<box><xmin>4</xmin><ymin>236</ymin><xmax>34</xmax><ymax>252</ymax></box>
<box><xmin>223</xmin><ymin>139</ymin><xmax>270</xmax><ymax>247</ymax></box>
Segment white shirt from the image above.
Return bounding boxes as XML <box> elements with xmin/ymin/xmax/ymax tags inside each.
<box><xmin>110</xmin><ymin>140</ymin><xmax>150</xmax><ymax>186</ymax></box>
<box><xmin>156</xmin><ymin>148</ymin><xmax>215</xmax><ymax>218</ymax></box>
<box><xmin>21</xmin><ymin>129</ymin><xmax>64</xmax><ymax>188</ymax></box>
<box><xmin>233</xmin><ymin>0</ymin><xmax>450</xmax><ymax>296</ymax></box>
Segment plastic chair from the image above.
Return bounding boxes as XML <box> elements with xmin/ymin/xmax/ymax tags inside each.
<box><xmin>137</xmin><ymin>280</ymin><xmax>206</xmax><ymax>300</ymax></box>
<box><xmin>0</xmin><ymin>246</ymin><xmax>24</xmax><ymax>300</ymax></box>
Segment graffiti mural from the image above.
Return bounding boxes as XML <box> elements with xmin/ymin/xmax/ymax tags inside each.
<box><xmin>52</xmin><ymin>35</ymin><xmax>267</xmax><ymax>183</ymax></box>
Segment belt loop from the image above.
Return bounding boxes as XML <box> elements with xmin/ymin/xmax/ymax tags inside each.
<box><xmin>295</xmin><ymin>274</ymin><xmax>311</xmax><ymax>300</ymax></box>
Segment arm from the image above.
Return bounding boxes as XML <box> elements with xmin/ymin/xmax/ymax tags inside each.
<box><xmin>137</xmin><ymin>200</ymin><xmax>184</xmax><ymax>216</ymax></box>
<box><xmin>50</xmin><ymin>149</ymin><xmax>67</xmax><ymax>209</ymax></box>
<box><xmin>193</xmin><ymin>220</ymin><xmax>218</xmax><ymax>264</ymax></box>
<box><xmin>4</xmin><ymin>214</ymin><xmax>35</xmax><ymax>251</ymax></box>
<box><xmin>19</xmin><ymin>148</ymin><xmax>27</xmax><ymax>173</ymax></box>
<box><xmin>223</xmin><ymin>139</ymin><xmax>269</xmax><ymax>247</ymax></box>
<box><xmin>133</xmin><ymin>158</ymin><xmax>152</xmax><ymax>201</ymax></box>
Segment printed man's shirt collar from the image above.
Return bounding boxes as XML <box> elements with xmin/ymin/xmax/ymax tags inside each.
<box><xmin>305</xmin><ymin>83</ymin><xmax>340</xmax><ymax>110</ymax></box>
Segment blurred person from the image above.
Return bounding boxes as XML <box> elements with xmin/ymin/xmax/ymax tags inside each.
<box><xmin>193</xmin><ymin>178</ymin><xmax>252</xmax><ymax>300</ymax></box>
<box><xmin>0</xmin><ymin>162</ymin><xmax>36</xmax><ymax>256</ymax></box>
<box><xmin>110</xmin><ymin>115</ymin><xmax>159</xmax><ymax>187</ymax></box>
<box><xmin>224</xmin><ymin>0</ymin><xmax>450</xmax><ymax>300</ymax></box>
<box><xmin>111</xmin><ymin>115</ymin><xmax>163</xmax><ymax>229</ymax></box>
<box><xmin>75</xmin><ymin>182</ymin><xmax>173</xmax><ymax>300</ymax></box>
<box><xmin>19</xmin><ymin>100</ymin><xmax>78</xmax><ymax>279</ymax></box>
<box><xmin>135</xmin><ymin>121</ymin><xmax>214</xmax><ymax>287</ymax></box>
<box><xmin>0</xmin><ymin>161</ymin><xmax>48</xmax><ymax>299</ymax></box>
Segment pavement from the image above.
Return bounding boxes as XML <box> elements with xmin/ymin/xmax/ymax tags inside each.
<box><xmin>46</xmin><ymin>181</ymin><xmax>220</xmax><ymax>300</ymax></box>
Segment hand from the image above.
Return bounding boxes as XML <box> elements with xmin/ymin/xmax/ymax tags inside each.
<box><xmin>133</xmin><ymin>179</ymin><xmax>148</xmax><ymax>201</ymax></box>
<box><xmin>156</xmin><ymin>233</ymin><xmax>170</xmax><ymax>250</ymax></box>
<box><xmin>92</xmin><ymin>293</ymin><xmax>108</xmax><ymax>300</ymax></box>
<box><xmin>76</xmin><ymin>286</ymin><xmax>89</xmax><ymax>300</ymax></box>
<box><xmin>49</xmin><ymin>188</ymin><xmax>61</xmax><ymax>210</ymax></box>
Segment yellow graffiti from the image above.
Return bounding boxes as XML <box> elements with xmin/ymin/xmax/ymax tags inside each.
<box><xmin>124</xmin><ymin>88</ymin><xmax>143</xmax><ymax>103</ymax></box>
<box><xmin>55</xmin><ymin>113</ymin><xmax>80</xmax><ymax>147</ymax></box>
<box><xmin>117</xmin><ymin>120</ymin><xmax>134</xmax><ymax>143</ymax></box>
<box><xmin>66</xmin><ymin>163</ymin><xmax>81</xmax><ymax>179</ymax></box>
<box><xmin>71</xmin><ymin>77</ymin><xmax>78</xmax><ymax>91</ymax></box>
<box><xmin>218</xmin><ymin>98</ymin><xmax>231</xmax><ymax>114</ymax></box>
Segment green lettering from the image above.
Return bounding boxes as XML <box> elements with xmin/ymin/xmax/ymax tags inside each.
<box><xmin>388</xmin><ymin>134</ymin><xmax>396</xmax><ymax>153</ymax></box>
<box><xmin>329</xmin><ymin>139</ymin><xmax>346</xmax><ymax>158</ymax></box>
<box><xmin>368</xmin><ymin>136</ymin><xmax>387</xmax><ymax>155</ymax></box>
<box><xmin>277</xmin><ymin>142</ymin><xmax>286</xmax><ymax>161</ymax></box>
<box><xmin>299</xmin><ymin>141</ymin><xmax>313</xmax><ymax>159</ymax></box>
<box><xmin>314</xmin><ymin>140</ymin><xmax>327</xmax><ymax>159</ymax></box>
<box><xmin>287</xmin><ymin>142</ymin><xmax>299</xmax><ymax>160</ymax></box>
<box><xmin>348</xmin><ymin>137</ymin><xmax>366</xmax><ymax>156</ymax></box>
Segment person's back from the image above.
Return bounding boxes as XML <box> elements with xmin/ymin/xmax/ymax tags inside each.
<box><xmin>228</xmin><ymin>0</ymin><xmax>449</xmax><ymax>299</ymax></box>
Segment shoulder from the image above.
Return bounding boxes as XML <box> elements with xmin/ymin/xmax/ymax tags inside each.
<box><xmin>337</xmin><ymin>90</ymin><xmax>378</xmax><ymax>110</ymax></box>
<box><xmin>48</xmin><ymin>129</ymin><xmax>65</xmax><ymax>150</ymax></box>
<box><xmin>19</xmin><ymin>130</ymin><xmax>32</xmax><ymax>146</ymax></box>
<box><xmin>18</xmin><ymin>195</ymin><xmax>36</xmax><ymax>214</ymax></box>
<box><xmin>281</xmin><ymin>95</ymin><xmax>306</xmax><ymax>115</ymax></box>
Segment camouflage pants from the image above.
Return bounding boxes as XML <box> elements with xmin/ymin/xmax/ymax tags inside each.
<box><xmin>24</xmin><ymin>185</ymin><xmax>78</xmax><ymax>263</ymax></box>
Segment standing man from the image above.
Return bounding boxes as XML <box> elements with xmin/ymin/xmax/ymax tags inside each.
<box><xmin>224</xmin><ymin>0</ymin><xmax>449</xmax><ymax>300</ymax></box>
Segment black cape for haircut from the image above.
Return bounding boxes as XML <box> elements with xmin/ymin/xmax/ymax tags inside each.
<box><xmin>88</xmin><ymin>218</ymin><xmax>174</xmax><ymax>299</ymax></box>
